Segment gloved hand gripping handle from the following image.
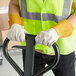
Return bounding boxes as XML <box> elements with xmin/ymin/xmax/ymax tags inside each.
<box><xmin>3</xmin><ymin>34</ymin><xmax>60</xmax><ymax>76</ymax></box>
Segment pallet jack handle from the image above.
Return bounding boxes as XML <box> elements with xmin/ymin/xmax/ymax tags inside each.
<box><xmin>3</xmin><ymin>34</ymin><xmax>60</xmax><ymax>76</ymax></box>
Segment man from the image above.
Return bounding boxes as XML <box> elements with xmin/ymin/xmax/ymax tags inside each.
<box><xmin>7</xmin><ymin>0</ymin><xmax>76</xmax><ymax>76</ymax></box>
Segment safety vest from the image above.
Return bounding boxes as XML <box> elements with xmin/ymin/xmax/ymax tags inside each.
<box><xmin>19</xmin><ymin>0</ymin><xmax>76</xmax><ymax>55</ymax></box>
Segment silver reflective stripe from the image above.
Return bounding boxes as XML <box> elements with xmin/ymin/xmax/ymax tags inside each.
<box><xmin>22</xmin><ymin>12</ymin><xmax>41</xmax><ymax>20</ymax></box>
<box><xmin>42</xmin><ymin>0</ymin><xmax>72</xmax><ymax>23</ymax></box>
<box><xmin>63</xmin><ymin>0</ymin><xmax>72</xmax><ymax>16</ymax></box>
<box><xmin>21</xmin><ymin>0</ymin><xmax>27</xmax><ymax>17</ymax></box>
<box><xmin>21</xmin><ymin>0</ymin><xmax>72</xmax><ymax>22</ymax></box>
<box><xmin>42</xmin><ymin>14</ymin><xmax>68</xmax><ymax>23</ymax></box>
<box><xmin>21</xmin><ymin>0</ymin><xmax>41</xmax><ymax>20</ymax></box>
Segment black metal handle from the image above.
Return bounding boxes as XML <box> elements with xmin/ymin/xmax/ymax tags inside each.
<box><xmin>34</xmin><ymin>43</ymin><xmax>60</xmax><ymax>76</ymax></box>
<box><xmin>3</xmin><ymin>34</ymin><xmax>60</xmax><ymax>76</ymax></box>
<box><xmin>3</xmin><ymin>38</ymin><xmax>24</xmax><ymax>76</ymax></box>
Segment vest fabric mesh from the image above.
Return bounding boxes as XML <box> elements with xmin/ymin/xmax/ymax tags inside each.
<box><xmin>19</xmin><ymin>0</ymin><xmax>76</xmax><ymax>55</ymax></box>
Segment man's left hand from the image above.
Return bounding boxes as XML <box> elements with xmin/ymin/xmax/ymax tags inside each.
<box><xmin>35</xmin><ymin>28</ymin><xmax>59</xmax><ymax>48</ymax></box>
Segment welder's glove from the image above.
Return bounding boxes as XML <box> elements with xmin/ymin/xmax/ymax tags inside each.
<box><xmin>35</xmin><ymin>19</ymin><xmax>74</xmax><ymax>48</ymax></box>
<box><xmin>7</xmin><ymin>24</ymin><xmax>28</xmax><ymax>42</ymax></box>
<box><xmin>7</xmin><ymin>13</ymin><xmax>28</xmax><ymax>42</ymax></box>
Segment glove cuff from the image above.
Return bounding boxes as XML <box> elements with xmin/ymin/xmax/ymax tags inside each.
<box><xmin>8</xmin><ymin>13</ymin><xmax>24</xmax><ymax>28</ymax></box>
<box><xmin>53</xmin><ymin>19</ymin><xmax>74</xmax><ymax>38</ymax></box>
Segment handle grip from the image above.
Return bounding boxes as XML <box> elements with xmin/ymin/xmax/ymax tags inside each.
<box><xmin>3</xmin><ymin>38</ymin><xmax>24</xmax><ymax>76</ymax></box>
<box><xmin>34</xmin><ymin>41</ymin><xmax>60</xmax><ymax>76</ymax></box>
<box><xmin>3</xmin><ymin>34</ymin><xmax>60</xmax><ymax>76</ymax></box>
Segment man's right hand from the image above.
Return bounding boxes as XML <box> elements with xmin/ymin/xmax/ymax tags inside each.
<box><xmin>7</xmin><ymin>24</ymin><xmax>28</xmax><ymax>42</ymax></box>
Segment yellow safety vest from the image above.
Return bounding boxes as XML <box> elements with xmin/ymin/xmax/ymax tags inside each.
<box><xmin>19</xmin><ymin>0</ymin><xmax>76</xmax><ymax>55</ymax></box>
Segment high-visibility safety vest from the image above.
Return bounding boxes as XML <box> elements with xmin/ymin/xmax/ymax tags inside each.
<box><xmin>19</xmin><ymin>0</ymin><xmax>76</xmax><ymax>55</ymax></box>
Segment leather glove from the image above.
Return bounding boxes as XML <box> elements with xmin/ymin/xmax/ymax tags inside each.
<box><xmin>7</xmin><ymin>24</ymin><xmax>28</xmax><ymax>42</ymax></box>
<box><xmin>35</xmin><ymin>19</ymin><xmax>74</xmax><ymax>47</ymax></box>
<box><xmin>7</xmin><ymin>13</ymin><xmax>28</xmax><ymax>42</ymax></box>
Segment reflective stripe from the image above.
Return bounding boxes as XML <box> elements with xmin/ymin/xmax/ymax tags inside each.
<box><xmin>21</xmin><ymin>0</ymin><xmax>27</xmax><ymax>17</ymax></box>
<box><xmin>21</xmin><ymin>12</ymin><xmax>41</xmax><ymax>20</ymax></box>
<box><xmin>21</xmin><ymin>0</ymin><xmax>72</xmax><ymax>22</ymax></box>
<box><xmin>21</xmin><ymin>0</ymin><xmax>41</xmax><ymax>20</ymax></box>
<box><xmin>63</xmin><ymin>0</ymin><xmax>72</xmax><ymax>16</ymax></box>
<box><xmin>42</xmin><ymin>13</ymin><xmax>68</xmax><ymax>23</ymax></box>
<box><xmin>42</xmin><ymin>0</ymin><xmax>72</xmax><ymax>23</ymax></box>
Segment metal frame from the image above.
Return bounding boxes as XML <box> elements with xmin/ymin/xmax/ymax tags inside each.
<box><xmin>3</xmin><ymin>34</ymin><xmax>60</xmax><ymax>76</ymax></box>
